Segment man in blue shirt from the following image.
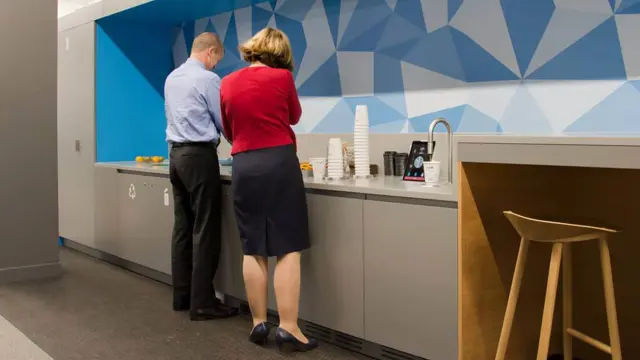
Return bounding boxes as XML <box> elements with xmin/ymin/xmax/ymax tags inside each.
<box><xmin>165</xmin><ymin>32</ymin><xmax>237</xmax><ymax>321</ymax></box>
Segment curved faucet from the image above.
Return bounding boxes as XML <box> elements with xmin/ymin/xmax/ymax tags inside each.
<box><xmin>427</xmin><ymin>118</ymin><xmax>453</xmax><ymax>184</ymax></box>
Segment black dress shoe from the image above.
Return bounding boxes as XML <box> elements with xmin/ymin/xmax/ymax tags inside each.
<box><xmin>173</xmin><ymin>301</ymin><xmax>190</xmax><ymax>312</ymax></box>
<box><xmin>190</xmin><ymin>305</ymin><xmax>239</xmax><ymax>321</ymax></box>
<box><xmin>275</xmin><ymin>328</ymin><xmax>318</xmax><ymax>353</ymax></box>
<box><xmin>249</xmin><ymin>322</ymin><xmax>270</xmax><ymax>346</ymax></box>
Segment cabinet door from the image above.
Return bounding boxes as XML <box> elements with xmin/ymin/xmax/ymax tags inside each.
<box><xmin>364</xmin><ymin>200</ymin><xmax>458</xmax><ymax>360</ymax></box>
<box><xmin>116</xmin><ymin>173</ymin><xmax>170</xmax><ymax>273</ymax></box>
<box><xmin>265</xmin><ymin>193</ymin><xmax>365</xmax><ymax>337</ymax></box>
<box><xmin>58</xmin><ymin>22</ymin><xmax>96</xmax><ymax>246</ymax></box>
<box><xmin>94</xmin><ymin>166</ymin><xmax>119</xmax><ymax>252</ymax></box>
<box><xmin>143</xmin><ymin>176</ymin><xmax>173</xmax><ymax>275</ymax></box>
<box><xmin>217</xmin><ymin>185</ymin><xmax>245</xmax><ymax>299</ymax></box>
<box><xmin>301</xmin><ymin>193</ymin><xmax>365</xmax><ymax>337</ymax></box>
<box><xmin>114</xmin><ymin>173</ymin><xmax>145</xmax><ymax>264</ymax></box>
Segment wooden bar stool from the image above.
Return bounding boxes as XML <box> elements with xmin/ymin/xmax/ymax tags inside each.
<box><xmin>494</xmin><ymin>211</ymin><xmax>622</xmax><ymax>360</ymax></box>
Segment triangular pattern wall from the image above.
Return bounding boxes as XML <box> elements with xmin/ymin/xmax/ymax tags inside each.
<box><xmin>172</xmin><ymin>0</ymin><xmax>640</xmax><ymax>134</ymax></box>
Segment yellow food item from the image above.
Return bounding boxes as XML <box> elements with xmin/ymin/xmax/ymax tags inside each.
<box><xmin>152</xmin><ymin>156</ymin><xmax>165</xmax><ymax>163</ymax></box>
<box><xmin>135</xmin><ymin>156</ymin><xmax>144</xmax><ymax>163</ymax></box>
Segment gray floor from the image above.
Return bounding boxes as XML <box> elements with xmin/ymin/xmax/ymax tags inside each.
<box><xmin>0</xmin><ymin>248</ymin><xmax>367</xmax><ymax>360</ymax></box>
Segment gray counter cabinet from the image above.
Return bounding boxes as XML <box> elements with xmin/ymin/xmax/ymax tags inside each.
<box><xmin>115</xmin><ymin>173</ymin><xmax>172</xmax><ymax>274</ymax></box>
<box><xmin>363</xmin><ymin>199</ymin><xmax>458</xmax><ymax>360</ymax></box>
<box><xmin>146</xmin><ymin>176</ymin><xmax>174</xmax><ymax>274</ymax></box>
<box><xmin>264</xmin><ymin>192</ymin><xmax>365</xmax><ymax>338</ymax></box>
<box><xmin>217</xmin><ymin>185</ymin><xmax>245</xmax><ymax>300</ymax></box>
<box><xmin>300</xmin><ymin>193</ymin><xmax>365</xmax><ymax>338</ymax></box>
<box><xmin>89</xmin><ymin>166</ymin><xmax>461</xmax><ymax>359</ymax></box>
<box><xmin>302</xmin><ymin>193</ymin><xmax>366</xmax><ymax>337</ymax></box>
<box><xmin>94</xmin><ymin>167</ymin><xmax>119</xmax><ymax>254</ymax></box>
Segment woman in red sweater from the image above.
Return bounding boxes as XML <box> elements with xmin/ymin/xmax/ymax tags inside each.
<box><xmin>220</xmin><ymin>28</ymin><xmax>316</xmax><ymax>353</ymax></box>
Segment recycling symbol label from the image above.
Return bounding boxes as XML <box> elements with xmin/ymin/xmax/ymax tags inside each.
<box><xmin>128</xmin><ymin>184</ymin><xmax>136</xmax><ymax>200</ymax></box>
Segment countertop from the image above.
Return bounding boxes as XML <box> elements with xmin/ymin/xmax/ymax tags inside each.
<box><xmin>96</xmin><ymin>162</ymin><xmax>456</xmax><ymax>202</ymax></box>
<box><xmin>96</xmin><ymin>134</ymin><xmax>640</xmax><ymax>201</ymax></box>
<box><xmin>455</xmin><ymin>133</ymin><xmax>640</xmax><ymax>146</ymax></box>
<box><xmin>455</xmin><ymin>133</ymin><xmax>640</xmax><ymax>169</ymax></box>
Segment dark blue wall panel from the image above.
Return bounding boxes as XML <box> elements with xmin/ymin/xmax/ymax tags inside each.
<box><xmin>95</xmin><ymin>20</ymin><xmax>174</xmax><ymax>162</ymax></box>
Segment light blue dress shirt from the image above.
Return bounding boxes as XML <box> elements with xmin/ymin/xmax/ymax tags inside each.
<box><xmin>165</xmin><ymin>58</ymin><xmax>224</xmax><ymax>144</ymax></box>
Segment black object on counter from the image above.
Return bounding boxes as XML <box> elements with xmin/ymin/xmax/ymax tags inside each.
<box><xmin>383</xmin><ymin>151</ymin><xmax>397</xmax><ymax>176</ymax></box>
<box><xmin>394</xmin><ymin>152</ymin><xmax>409</xmax><ymax>176</ymax></box>
<box><xmin>403</xmin><ymin>141</ymin><xmax>435</xmax><ymax>182</ymax></box>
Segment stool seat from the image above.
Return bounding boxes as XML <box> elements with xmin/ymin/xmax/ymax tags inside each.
<box><xmin>495</xmin><ymin>211</ymin><xmax>622</xmax><ymax>360</ymax></box>
<box><xmin>504</xmin><ymin>211</ymin><xmax>617</xmax><ymax>243</ymax></box>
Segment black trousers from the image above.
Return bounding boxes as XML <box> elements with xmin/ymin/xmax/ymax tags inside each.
<box><xmin>169</xmin><ymin>143</ymin><xmax>221</xmax><ymax>310</ymax></box>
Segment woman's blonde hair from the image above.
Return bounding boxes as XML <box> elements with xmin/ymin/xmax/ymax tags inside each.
<box><xmin>239</xmin><ymin>28</ymin><xmax>294</xmax><ymax>71</ymax></box>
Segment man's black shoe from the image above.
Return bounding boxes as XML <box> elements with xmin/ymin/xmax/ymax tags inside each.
<box><xmin>190</xmin><ymin>304</ymin><xmax>239</xmax><ymax>321</ymax></box>
<box><xmin>173</xmin><ymin>301</ymin><xmax>190</xmax><ymax>312</ymax></box>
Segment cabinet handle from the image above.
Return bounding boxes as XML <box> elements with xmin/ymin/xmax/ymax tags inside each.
<box><xmin>75</xmin><ymin>140</ymin><xmax>81</xmax><ymax>152</ymax></box>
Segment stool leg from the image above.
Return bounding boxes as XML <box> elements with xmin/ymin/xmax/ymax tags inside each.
<box><xmin>495</xmin><ymin>238</ymin><xmax>530</xmax><ymax>360</ymax></box>
<box><xmin>536</xmin><ymin>243</ymin><xmax>563</xmax><ymax>360</ymax></box>
<box><xmin>599</xmin><ymin>237</ymin><xmax>622</xmax><ymax>360</ymax></box>
<box><xmin>563</xmin><ymin>243</ymin><xmax>572</xmax><ymax>360</ymax></box>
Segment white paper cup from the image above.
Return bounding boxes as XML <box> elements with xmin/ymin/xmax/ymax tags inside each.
<box><xmin>423</xmin><ymin>161</ymin><xmax>441</xmax><ymax>184</ymax></box>
<box><xmin>309</xmin><ymin>158</ymin><xmax>326</xmax><ymax>181</ymax></box>
<box><xmin>328</xmin><ymin>138</ymin><xmax>343</xmax><ymax>157</ymax></box>
<box><xmin>354</xmin><ymin>105</ymin><xmax>369</xmax><ymax>126</ymax></box>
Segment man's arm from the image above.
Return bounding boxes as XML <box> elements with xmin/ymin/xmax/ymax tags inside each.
<box><xmin>205</xmin><ymin>75</ymin><xmax>231</xmax><ymax>143</ymax></box>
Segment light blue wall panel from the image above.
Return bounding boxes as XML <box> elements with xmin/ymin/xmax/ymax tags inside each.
<box><xmin>170</xmin><ymin>0</ymin><xmax>640</xmax><ymax>135</ymax></box>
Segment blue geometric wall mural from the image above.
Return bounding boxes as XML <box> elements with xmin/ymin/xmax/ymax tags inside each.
<box><xmin>171</xmin><ymin>0</ymin><xmax>640</xmax><ymax>135</ymax></box>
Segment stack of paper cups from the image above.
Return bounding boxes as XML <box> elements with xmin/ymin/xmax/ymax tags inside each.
<box><xmin>327</xmin><ymin>137</ymin><xmax>344</xmax><ymax>179</ymax></box>
<box><xmin>353</xmin><ymin>105</ymin><xmax>370</xmax><ymax>177</ymax></box>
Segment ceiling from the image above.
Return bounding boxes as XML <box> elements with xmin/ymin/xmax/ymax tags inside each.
<box><xmin>58</xmin><ymin>0</ymin><xmax>103</xmax><ymax>18</ymax></box>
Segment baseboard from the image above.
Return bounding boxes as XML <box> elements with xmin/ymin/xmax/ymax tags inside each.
<box><xmin>227</xmin><ymin>297</ymin><xmax>429</xmax><ymax>360</ymax></box>
<box><xmin>0</xmin><ymin>262</ymin><xmax>61</xmax><ymax>284</ymax></box>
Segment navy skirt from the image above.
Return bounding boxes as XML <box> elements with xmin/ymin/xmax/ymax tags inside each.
<box><xmin>231</xmin><ymin>144</ymin><xmax>310</xmax><ymax>257</ymax></box>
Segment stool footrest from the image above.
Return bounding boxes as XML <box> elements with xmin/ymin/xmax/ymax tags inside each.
<box><xmin>566</xmin><ymin>328</ymin><xmax>612</xmax><ymax>354</ymax></box>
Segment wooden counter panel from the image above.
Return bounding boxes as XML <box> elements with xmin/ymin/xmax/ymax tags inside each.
<box><xmin>459</xmin><ymin>162</ymin><xmax>640</xmax><ymax>360</ymax></box>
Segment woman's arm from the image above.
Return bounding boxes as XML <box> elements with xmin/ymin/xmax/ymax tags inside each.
<box><xmin>287</xmin><ymin>71</ymin><xmax>302</xmax><ymax>125</ymax></box>
<box><xmin>220</xmin><ymin>89</ymin><xmax>233</xmax><ymax>143</ymax></box>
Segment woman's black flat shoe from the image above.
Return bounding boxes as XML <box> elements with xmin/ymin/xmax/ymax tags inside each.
<box><xmin>275</xmin><ymin>327</ymin><xmax>318</xmax><ymax>353</ymax></box>
<box><xmin>249</xmin><ymin>322</ymin><xmax>270</xmax><ymax>346</ymax></box>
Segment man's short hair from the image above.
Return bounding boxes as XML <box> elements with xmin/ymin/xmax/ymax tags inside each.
<box><xmin>191</xmin><ymin>32</ymin><xmax>223</xmax><ymax>54</ymax></box>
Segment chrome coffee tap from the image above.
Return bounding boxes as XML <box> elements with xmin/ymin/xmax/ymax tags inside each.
<box><xmin>427</xmin><ymin>118</ymin><xmax>453</xmax><ymax>184</ymax></box>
